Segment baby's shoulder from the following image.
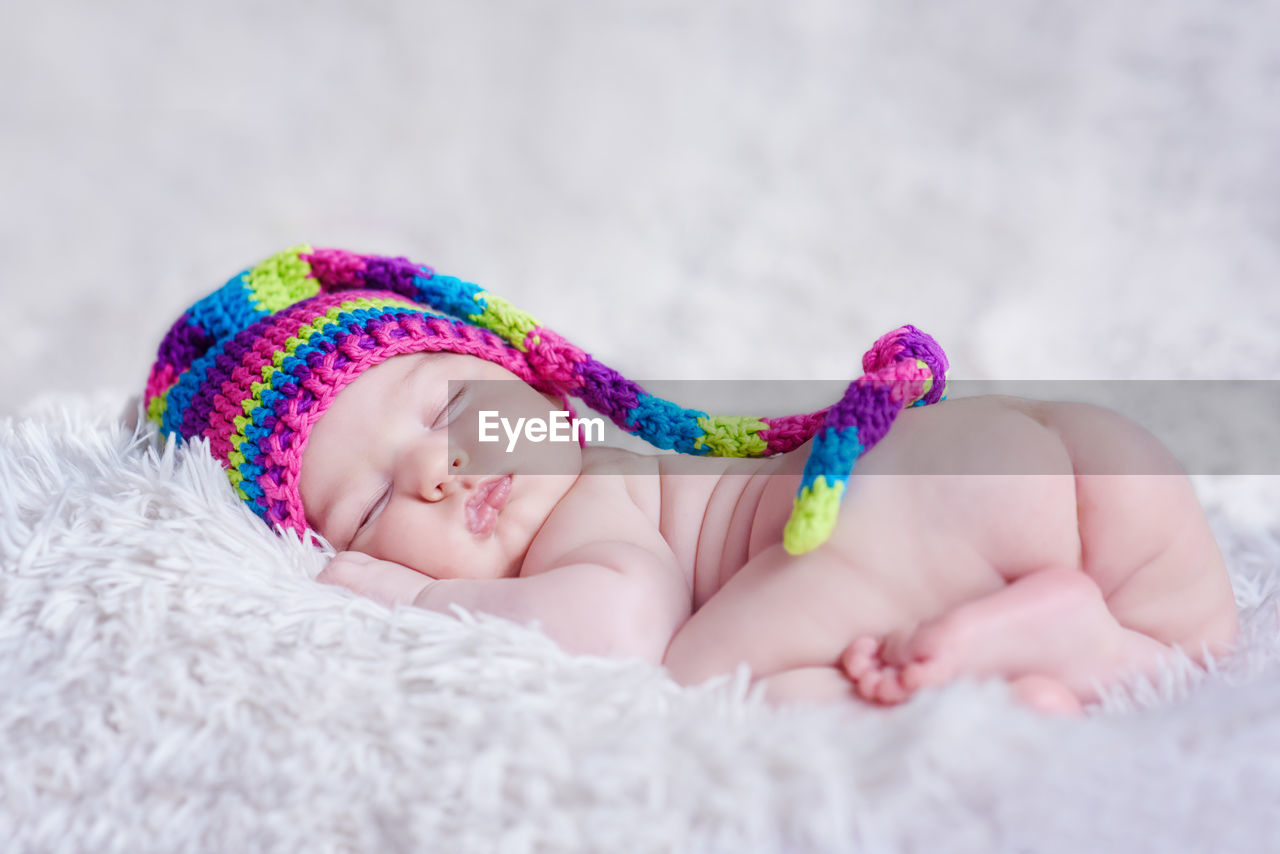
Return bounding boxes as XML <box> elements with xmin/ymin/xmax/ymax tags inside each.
<box><xmin>579</xmin><ymin>446</ymin><xmax>662</xmax><ymax>515</ymax></box>
<box><xmin>520</xmin><ymin>447</ymin><xmax>668</xmax><ymax>575</ymax></box>
<box><xmin>580</xmin><ymin>445</ymin><xmax>659</xmax><ymax>474</ymax></box>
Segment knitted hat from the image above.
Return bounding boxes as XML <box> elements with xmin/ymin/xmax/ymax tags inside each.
<box><xmin>145</xmin><ymin>244</ymin><xmax>948</xmax><ymax>554</ymax></box>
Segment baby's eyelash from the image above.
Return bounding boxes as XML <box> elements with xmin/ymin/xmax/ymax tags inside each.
<box><xmin>433</xmin><ymin>384</ymin><xmax>466</xmax><ymax>427</ymax></box>
<box><xmin>353</xmin><ymin>485</ymin><xmax>391</xmax><ymax>543</ymax></box>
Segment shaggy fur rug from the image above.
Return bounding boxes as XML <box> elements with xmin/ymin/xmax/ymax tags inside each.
<box><xmin>2</xmin><ymin>392</ymin><xmax>1278</xmax><ymax>853</ymax></box>
<box><xmin>6</xmin><ymin>0</ymin><xmax>1279</xmax><ymax>849</ymax></box>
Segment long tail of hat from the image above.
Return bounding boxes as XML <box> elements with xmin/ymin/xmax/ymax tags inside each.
<box><xmin>780</xmin><ymin>325</ymin><xmax>948</xmax><ymax>553</ymax></box>
<box><xmin>153</xmin><ymin>245</ymin><xmax>947</xmax><ymax>554</ymax></box>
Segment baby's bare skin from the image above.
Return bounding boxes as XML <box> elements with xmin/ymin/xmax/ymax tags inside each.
<box><xmin>303</xmin><ymin>353</ymin><xmax>1238</xmax><ymax>713</ymax></box>
<box><xmin>660</xmin><ymin>395</ymin><xmax>1239</xmax><ymax>711</ymax></box>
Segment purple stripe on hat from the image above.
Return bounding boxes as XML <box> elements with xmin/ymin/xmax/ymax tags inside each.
<box><xmin>825</xmin><ymin>378</ymin><xmax>898</xmax><ymax>447</ymax></box>
<box><xmin>157</xmin><ymin>312</ymin><xmax>214</xmax><ymax>374</ymax></box>
<box><xmin>362</xmin><ymin>254</ymin><xmax>428</xmax><ymax>300</ymax></box>
<box><xmin>576</xmin><ymin>359</ymin><xmax>644</xmax><ymax>429</ymax></box>
<box><xmin>146</xmin><ymin>312</ymin><xmax>214</xmax><ymax>404</ymax></box>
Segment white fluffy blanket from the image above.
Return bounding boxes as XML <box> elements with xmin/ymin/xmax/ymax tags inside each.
<box><xmin>3</xmin><ymin>392</ymin><xmax>1279</xmax><ymax>853</ymax></box>
<box><xmin>6</xmin><ymin>1</ymin><xmax>1280</xmax><ymax>851</ymax></box>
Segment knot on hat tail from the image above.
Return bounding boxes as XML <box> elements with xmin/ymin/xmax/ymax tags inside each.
<box><xmin>861</xmin><ymin>324</ymin><xmax>949</xmax><ymax>407</ymax></box>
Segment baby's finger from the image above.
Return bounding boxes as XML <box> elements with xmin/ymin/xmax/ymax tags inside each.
<box><xmin>316</xmin><ymin>552</ymin><xmax>371</xmax><ymax>586</ymax></box>
<box><xmin>317</xmin><ymin>553</ymin><xmax>436</xmax><ymax>607</ymax></box>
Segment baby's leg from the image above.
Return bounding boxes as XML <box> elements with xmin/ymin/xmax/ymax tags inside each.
<box><xmin>756</xmin><ymin>666</ymin><xmax>860</xmax><ymax>705</ymax></box>
<box><xmin>843</xmin><ymin>567</ymin><xmax>1173</xmax><ymax>704</ymax></box>
<box><xmin>845</xmin><ymin>401</ymin><xmax>1238</xmax><ymax>707</ymax></box>
<box><xmin>663</xmin><ymin>543</ymin><xmax>911</xmax><ymax>691</ymax></box>
<box><xmin>1041</xmin><ymin>401</ymin><xmax>1238</xmax><ymax>658</ymax></box>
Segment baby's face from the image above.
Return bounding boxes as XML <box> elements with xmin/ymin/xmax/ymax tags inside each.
<box><xmin>299</xmin><ymin>351</ymin><xmax>581</xmax><ymax>580</ymax></box>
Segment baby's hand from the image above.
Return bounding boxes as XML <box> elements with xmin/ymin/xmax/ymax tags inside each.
<box><xmin>316</xmin><ymin>551</ymin><xmax>436</xmax><ymax>607</ymax></box>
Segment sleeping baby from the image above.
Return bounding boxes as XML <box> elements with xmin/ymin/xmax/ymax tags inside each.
<box><xmin>146</xmin><ymin>246</ymin><xmax>1238</xmax><ymax>715</ymax></box>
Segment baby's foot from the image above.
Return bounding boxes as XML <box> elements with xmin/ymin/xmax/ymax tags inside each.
<box><xmin>842</xmin><ymin>632</ymin><xmax>1086</xmax><ymax>715</ymax></box>
<box><xmin>842</xmin><ymin>567</ymin><xmax>1164</xmax><ymax>707</ymax></box>
<box><xmin>840</xmin><ymin>620</ymin><xmax>964</xmax><ymax>704</ymax></box>
<box><xmin>841</xmin><ymin>634</ymin><xmax>920</xmax><ymax>704</ymax></box>
<box><xmin>843</xmin><ymin>576</ymin><xmax>1090</xmax><ymax>704</ymax></box>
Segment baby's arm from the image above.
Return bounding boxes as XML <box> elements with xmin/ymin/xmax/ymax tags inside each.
<box><xmin>323</xmin><ymin>552</ymin><xmax>861</xmax><ymax>704</ymax></box>
<box><xmin>661</xmin><ymin>539</ymin><xmax>870</xmax><ymax>687</ymax></box>
<box><xmin>318</xmin><ymin>490</ymin><xmax>690</xmax><ymax>663</ymax></box>
<box><xmin>323</xmin><ymin>544</ymin><xmax>684</xmax><ymax>662</ymax></box>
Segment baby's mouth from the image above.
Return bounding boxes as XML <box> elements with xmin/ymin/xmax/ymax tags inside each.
<box><xmin>465</xmin><ymin>475</ymin><xmax>512</xmax><ymax>537</ymax></box>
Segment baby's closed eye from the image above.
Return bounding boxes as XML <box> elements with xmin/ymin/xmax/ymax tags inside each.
<box><xmin>431</xmin><ymin>383</ymin><xmax>467</xmax><ymax>428</ymax></box>
<box><xmin>351</xmin><ymin>484</ymin><xmax>392</xmax><ymax>546</ymax></box>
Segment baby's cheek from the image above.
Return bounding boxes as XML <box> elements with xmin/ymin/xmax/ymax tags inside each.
<box><xmin>367</xmin><ymin>509</ymin><xmax>438</xmax><ymax>575</ymax></box>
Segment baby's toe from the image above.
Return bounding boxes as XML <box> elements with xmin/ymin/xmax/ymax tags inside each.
<box><xmin>841</xmin><ymin>637</ymin><xmax>880</xmax><ymax>679</ymax></box>
<box><xmin>873</xmin><ymin>669</ymin><xmax>909</xmax><ymax>705</ymax></box>
<box><xmin>853</xmin><ymin>668</ymin><xmax>884</xmax><ymax>702</ymax></box>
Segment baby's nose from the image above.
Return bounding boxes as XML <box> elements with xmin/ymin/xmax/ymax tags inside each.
<box><xmin>406</xmin><ymin>436</ymin><xmax>470</xmax><ymax>501</ymax></box>
<box><xmin>443</xmin><ymin>446</ymin><xmax>469</xmax><ymax>482</ymax></box>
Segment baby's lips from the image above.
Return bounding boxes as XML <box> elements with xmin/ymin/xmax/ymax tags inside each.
<box><xmin>465</xmin><ymin>475</ymin><xmax>512</xmax><ymax>535</ymax></box>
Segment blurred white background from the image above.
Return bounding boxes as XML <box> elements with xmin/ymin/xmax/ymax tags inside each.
<box><xmin>3</xmin><ymin>0</ymin><xmax>1277</xmax><ymax>415</ymax></box>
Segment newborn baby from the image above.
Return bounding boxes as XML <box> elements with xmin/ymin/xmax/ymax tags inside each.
<box><xmin>146</xmin><ymin>246</ymin><xmax>1238</xmax><ymax>715</ymax></box>
<box><xmin>303</xmin><ymin>350</ymin><xmax>1238</xmax><ymax>713</ymax></box>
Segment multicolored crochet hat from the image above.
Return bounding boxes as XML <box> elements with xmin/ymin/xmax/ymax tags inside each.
<box><xmin>146</xmin><ymin>244</ymin><xmax>948</xmax><ymax>554</ymax></box>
